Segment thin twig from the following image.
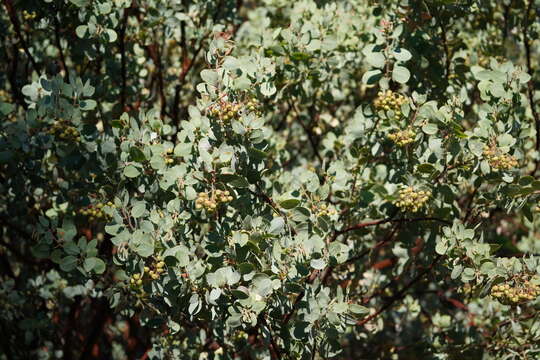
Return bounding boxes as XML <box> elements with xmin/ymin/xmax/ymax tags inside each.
<box><xmin>332</xmin><ymin>216</ymin><xmax>451</xmax><ymax>241</ymax></box>
<box><xmin>171</xmin><ymin>0</ymin><xmax>229</xmax><ymax>124</ymax></box>
<box><xmin>282</xmin><ymin>269</ymin><xmax>320</xmax><ymax>325</ymax></box>
<box><xmin>2</xmin><ymin>0</ymin><xmax>40</xmax><ymax>74</ymax></box>
<box><xmin>283</xmin><ymin>291</ymin><xmax>305</xmax><ymax>325</ymax></box>
<box><xmin>357</xmin><ymin>254</ymin><xmax>443</xmax><ymax>326</ymax></box>
<box><xmin>3</xmin><ymin>43</ymin><xmax>27</xmax><ymax>108</ymax></box>
<box><xmin>438</xmin><ymin>19</ymin><xmax>451</xmax><ymax>81</ymax></box>
<box><xmin>171</xmin><ymin>37</ymin><xmax>207</xmax><ymax>124</ymax></box>
<box><xmin>289</xmin><ymin>102</ymin><xmax>323</xmax><ymax>164</ymax></box>
<box><xmin>261</xmin><ymin>316</ymin><xmax>282</xmax><ymax>360</ymax></box>
<box><xmin>118</xmin><ymin>8</ymin><xmax>129</xmax><ymax>111</ymax></box>
<box><xmin>53</xmin><ymin>11</ymin><xmax>69</xmax><ymax>82</ymax></box>
<box><xmin>0</xmin><ymin>216</ymin><xmax>44</xmax><ymax>265</ymax></box>
<box><xmin>322</xmin><ymin>222</ymin><xmax>401</xmax><ymax>285</ymax></box>
<box><xmin>523</xmin><ymin>1</ymin><xmax>540</xmax><ymax>173</ymax></box>
<box><xmin>80</xmin><ymin>298</ymin><xmax>111</xmax><ymax>360</ymax></box>
<box><xmin>463</xmin><ymin>187</ymin><xmax>478</xmax><ymax>224</ymax></box>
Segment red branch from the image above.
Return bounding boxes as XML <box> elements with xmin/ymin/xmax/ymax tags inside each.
<box><xmin>2</xmin><ymin>0</ymin><xmax>40</xmax><ymax>73</ymax></box>
<box><xmin>332</xmin><ymin>217</ymin><xmax>451</xmax><ymax>241</ymax></box>
<box><xmin>357</xmin><ymin>254</ymin><xmax>443</xmax><ymax>327</ymax></box>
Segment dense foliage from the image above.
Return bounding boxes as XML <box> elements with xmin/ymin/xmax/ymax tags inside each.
<box><xmin>1</xmin><ymin>0</ymin><xmax>540</xmax><ymax>359</ymax></box>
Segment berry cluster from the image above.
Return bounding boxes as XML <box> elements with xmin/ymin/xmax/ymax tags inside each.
<box><xmin>23</xmin><ymin>10</ymin><xmax>37</xmax><ymax>20</ymax></box>
<box><xmin>163</xmin><ymin>147</ymin><xmax>175</xmax><ymax>165</ymax></box>
<box><xmin>167</xmin><ymin>67</ymin><xmax>182</xmax><ymax>77</ymax></box>
<box><xmin>312</xmin><ymin>203</ymin><xmax>337</xmax><ymax>217</ymax></box>
<box><xmin>0</xmin><ymin>89</ymin><xmax>10</xmax><ymax>102</ymax></box>
<box><xmin>387</xmin><ymin>127</ymin><xmax>416</xmax><ymax>146</ymax></box>
<box><xmin>195</xmin><ymin>190</ymin><xmax>233</xmax><ymax>212</ymax></box>
<box><xmin>208</xmin><ymin>98</ymin><xmax>261</xmax><ymax>123</ymax></box>
<box><xmin>374</xmin><ymin>90</ymin><xmax>407</xmax><ymax>119</ymax></box>
<box><xmin>491</xmin><ymin>280</ymin><xmax>540</xmax><ymax>305</ymax></box>
<box><xmin>144</xmin><ymin>259</ymin><xmax>166</xmax><ymax>280</ymax></box>
<box><xmin>129</xmin><ymin>273</ymin><xmax>143</xmax><ymax>287</ymax></box>
<box><xmin>129</xmin><ymin>259</ymin><xmax>166</xmax><ymax>289</ymax></box>
<box><xmin>245</xmin><ymin>98</ymin><xmax>261</xmax><ymax>115</ymax></box>
<box><xmin>47</xmin><ymin>120</ymin><xmax>81</xmax><ymax>142</ymax></box>
<box><xmin>78</xmin><ymin>202</ymin><xmax>115</xmax><ymax>222</ymax></box>
<box><xmin>393</xmin><ymin>186</ymin><xmax>431</xmax><ymax>213</ymax></box>
<box><xmin>483</xmin><ymin>146</ymin><xmax>518</xmax><ymax>171</ymax></box>
<box><xmin>209</xmin><ymin>102</ymin><xmax>241</xmax><ymax>122</ymax></box>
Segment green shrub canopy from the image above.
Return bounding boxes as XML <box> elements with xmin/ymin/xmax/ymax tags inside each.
<box><xmin>1</xmin><ymin>0</ymin><xmax>540</xmax><ymax>359</ymax></box>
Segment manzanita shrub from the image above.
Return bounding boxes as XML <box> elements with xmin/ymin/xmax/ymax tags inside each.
<box><xmin>1</xmin><ymin>0</ymin><xmax>540</xmax><ymax>359</ymax></box>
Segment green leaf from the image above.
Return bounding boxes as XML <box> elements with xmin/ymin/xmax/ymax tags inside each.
<box><xmin>461</xmin><ymin>268</ymin><xmax>476</xmax><ymax>282</ymax></box>
<box><xmin>362</xmin><ymin>69</ymin><xmax>382</xmax><ymax>84</ymax></box>
<box><xmin>519</xmin><ymin>176</ymin><xmax>534</xmax><ymax>186</ymax></box>
<box><xmin>220</xmin><ymin>174</ymin><xmax>249</xmax><ymax>188</ymax></box>
<box><xmin>75</xmin><ymin>25</ymin><xmax>87</xmax><ymax>38</ymax></box>
<box><xmin>292</xmin><ymin>322</ymin><xmax>310</xmax><ymax>340</ymax></box>
<box><xmin>532</xmin><ymin>181</ymin><xmax>540</xmax><ymax>190</ymax></box>
<box><xmin>64</xmin><ymin>241</ymin><xmax>80</xmax><ymax>256</ymax></box>
<box><xmin>435</xmin><ymin>239</ymin><xmax>448</xmax><ymax>255</ymax></box>
<box><xmin>83</xmin><ymin>257</ymin><xmax>105</xmax><ymax>273</ymax></box>
<box><xmin>497</xmin><ymin>133</ymin><xmax>515</xmax><ymax>148</ymax></box>
<box><xmin>123</xmin><ymin>165</ymin><xmax>140</xmax><ymax>178</ymax></box>
<box><xmin>480</xmin><ymin>261</ymin><xmax>495</xmax><ymax>274</ymax></box>
<box><xmin>69</xmin><ymin>0</ymin><xmax>90</xmax><ymax>6</ymax></box>
<box><xmin>59</xmin><ymin>220</ymin><xmax>77</xmax><ymax>242</ymax></box>
<box><xmin>422</xmin><ymin>123</ymin><xmax>438</xmax><ymax>135</ymax></box>
<box><xmin>248</xmin><ymin>147</ymin><xmax>268</xmax><ymax>160</ymax></box>
<box><xmin>416</xmin><ymin>163</ymin><xmax>435</xmax><ymax>173</ymax></box>
<box><xmin>269</xmin><ymin>217</ymin><xmax>285</xmax><ymax>234</ymax></box>
<box><xmin>200</xmin><ymin>69</ymin><xmax>219</xmax><ymax>86</ymax></box>
<box><xmin>80</xmin><ymin>99</ymin><xmax>96</xmax><ymax>110</ymax></box>
<box><xmin>105</xmin><ymin>29</ymin><xmax>117</xmax><ymax>42</ymax></box>
<box><xmin>349</xmin><ymin>304</ymin><xmax>369</xmax><ymax>314</ymax></box>
<box><xmin>60</xmin><ymin>256</ymin><xmax>78</xmax><ymax>272</ymax></box>
<box><xmin>328</xmin><ymin>242</ymin><xmax>349</xmax><ymax>263</ymax></box>
<box><xmin>0</xmin><ymin>102</ymin><xmax>15</xmax><ymax>116</ymax></box>
<box><xmin>231</xmin><ymin>289</ymin><xmax>249</xmax><ymax>299</ymax></box>
<box><xmin>150</xmin><ymin>155</ymin><xmax>166</xmax><ymax>170</ymax></box>
<box><xmin>365</xmin><ymin>51</ymin><xmax>386</xmax><ymax>68</ymax></box>
<box><xmin>105</xmin><ymin>224</ymin><xmax>121</xmax><ymax>235</ymax></box>
<box><xmin>238</xmin><ymin>262</ymin><xmax>255</xmax><ymax>274</ymax></box>
<box><xmin>163</xmin><ymin>245</ymin><xmax>190</xmax><ymax>267</ymax></box>
<box><xmin>260</xmin><ymin>81</ymin><xmax>277</xmax><ymax>97</ymax></box>
<box><xmin>392</xmin><ymin>48</ymin><xmax>412</xmax><ymax>62</ymax></box>
<box><xmin>131</xmin><ymin>201</ymin><xmax>146</xmax><ymax>218</ymax></box>
<box><xmin>451</xmin><ymin>265</ymin><xmax>463</xmax><ymax>280</ymax></box>
<box><xmin>310</xmin><ymin>258</ymin><xmax>326</xmax><ymax>270</ymax></box>
<box><xmin>279</xmin><ymin>199</ymin><xmax>300</xmax><ymax>209</ymax></box>
<box><xmin>468</xmin><ymin>139</ymin><xmax>485</xmax><ymax>157</ymax></box>
<box><xmin>174</xmin><ymin>143</ymin><xmax>192</xmax><ymax>157</ymax></box>
<box><xmin>392</xmin><ymin>65</ymin><xmax>411</xmax><ymax>84</ymax></box>
<box><xmin>134</xmin><ymin>237</ymin><xmax>154</xmax><ymax>258</ymax></box>
<box><xmin>83</xmin><ymin>257</ymin><xmax>96</xmax><ymax>272</ymax></box>
<box><xmin>130</xmin><ymin>147</ymin><xmax>146</xmax><ymax>162</ymax></box>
